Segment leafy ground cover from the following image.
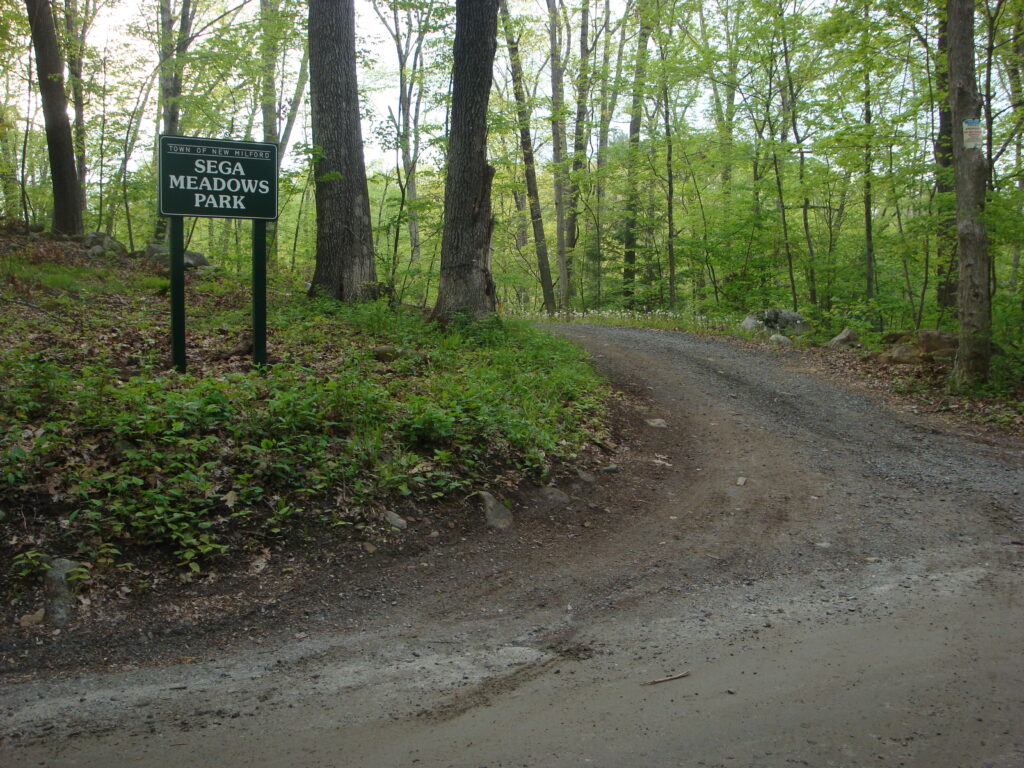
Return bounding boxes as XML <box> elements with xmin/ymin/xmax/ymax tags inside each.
<box><xmin>528</xmin><ymin>309</ymin><xmax>1024</xmax><ymax>435</ymax></box>
<box><xmin>1</xmin><ymin>231</ymin><xmax>606</xmax><ymax>596</ymax></box>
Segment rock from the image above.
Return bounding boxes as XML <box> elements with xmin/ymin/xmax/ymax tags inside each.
<box><xmin>81</xmin><ymin>231</ymin><xmax>127</xmax><ymax>258</ymax></box>
<box><xmin>43</xmin><ymin>558</ymin><xmax>80</xmax><ymax>627</ymax></box>
<box><xmin>110</xmin><ymin>439</ymin><xmax>137</xmax><ymax>463</ymax></box>
<box><xmin>827</xmin><ymin>327</ymin><xmax>860</xmax><ymax>348</ymax></box>
<box><xmin>576</xmin><ymin>470</ymin><xmax>596</xmax><ymax>484</ymax></box>
<box><xmin>645</xmin><ymin>418</ymin><xmax>669</xmax><ymax>428</ymax></box>
<box><xmin>769</xmin><ymin>334</ymin><xmax>793</xmax><ymax>346</ymax></box>
<box><xmin>881</xmin><ymin>331</ymin><xmax>913</xmax><ymax>344</ymax></box>
<box><xmin>87</xmin><ymin>244</ymin><xmax>106</xmax><ymax>258</ymax></box>
<box><xmin>143</xmin><ymin>242</ymin><xmax>209</xmax><ymax>268</ymax></box>
<box><xmin>480</xmin><ymin>491</ymin><xmax>513</xmax><ymax>531</ymax></box>
<box><xmin>600</xmin><ymin>464</ymin><xmax>620</xmax><ymax>473</ymax></box>
<box><xmin>362</xmin><ymin>542</ymin><xmax>378</xmax><ymax>554</ymax></box>
<box><xmin>916</xmin><ymin>329</ymin><xmax>958</xmax><ymax>355</ymax></box>
<box><xmin>740</xmin><ymin>309</ymin><xmax>809</xmax><ymax>336</ymax></box>
<box><xmin>372</xmin><ymin>344</ymin><xmax>399</xmax><ymax>362</ymax></box>
<box><xmin>537</xmin><ymin>486</ymin><xmax>571</xmax><ymax>512</ymax></box>
<box><xmin>19</xmin><ymin>608</ymin><xmax>44</xmax><ymax>628</ymax></box>
<box><xmin>879</xmin><ymin>343</ymin><xmax>920</xmax><ymax>365</ymax></box>
<box><xmin>383</xmin><ymin>510</ymin><xmax>407</xmax><ymax>530</ymax></box>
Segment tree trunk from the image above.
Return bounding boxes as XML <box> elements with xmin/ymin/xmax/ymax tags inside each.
<box><xmin>24</xmin><ymin>0</ymin><xmax>83</xmax><ymax>234</ymax></box>
<box><xmin>433</xmin><ymin>0</ymin><xmax>499</xmax><ymax>321</ymax></box>
<box><xmin>308</xmin><ymin>0</ymin><xmax>378</xmax><ymax>301</ymax></box>
<box><xmin>62</xmin><ymin>0</ymin><xmax>92</xmax><ymax>220</ymax></box>
<box><xmin>565</xmin><ymin>0</ymin><xmax>591</xmax><ymax>301</ymax></box>
<box><xmin>863</xmin><ymin>69</ymin><xmax>875</xmax><ymax>305</ymax></box>
<box><xmin>547</xmin><ymin>0</ymin><xmax>569</xmax><ymax>311</ymax></box>
<box><xmin>948</xmin><ymin>0</ymin><xmax>991</xmax><ymax>384</ymax></box>
<box><xmin>500</xmin><ymin>0</ymin><xmax>556</xmax><ymax>315</ymax></box>
<box><xmin>154</xmin><ymin>0</ymin><xmax>194</xmax><ymax>242</ymax></box>
<box><xmin>934</xmin><ymin>15</ymin><xmax>958</xmax><ymax>310</ymax></box>
<box><xmin>260</xmin><ymin>0</ymin><xmax>281</xmax><ymax>265</ymax></box>
<box><xmin>622</xmin><ymin>5</ymin><xmax>651</xmax><ymax>303</ymax></box>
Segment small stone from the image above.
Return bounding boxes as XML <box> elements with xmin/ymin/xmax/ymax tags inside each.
<box><xmin>372</xmin><ymin>345</ymin><xmax>399</xmax><ymax>362</ymax></box>
<box><xmin>383</xmin><ymin>510</ymin><xmax>407</xmax><ymax>530</ymax></box>
<box><xmin>362</xmin><ymin>542</ymin><xmax>378</xmax><ymax>554</ymax></box>
<box><xmin>19</xmin><ymin>608</ymin><xmax>44</xmax><ymax>628</ymax></box>
<box><xmin>600</xmin><ymin>465</ymin><xmax>620</xmax><ymax>473</ymax></box>
<box><xmin>769</xmin><ymin>334</ymin><xmax>793</xmax><ymax>346</ymax></box>
<box><xmin>576</xmin><ymin>471</ymin><xmax>596</xmax><ymax>484</ymax></box>
<box><xmin>736</xmin><ymin>477</ymin><xmax>747</xmax><ymax>486</ymax></box>
<box><xmin>813</xmin><ymin>541</ymin><xmax>832</xmax><ymax>549</ymax></box>
<box><xmin>538</xmin><ymin>486</ymin><xmax>571</xmax><ymax>511</ymax></box>
<box><xmin>44</xmin><ymin>558</ymin><xmax>80</xmax><ymax>628</ymax></box>
<box><xmin>480</xmin><ymin>491</ymin><xmax>513</xmax><ymax>531</ymax></box>
<box><xmin>645</xmin><ymin>418</ymin><xmax>669</xmax><ymax>428</ymax></box>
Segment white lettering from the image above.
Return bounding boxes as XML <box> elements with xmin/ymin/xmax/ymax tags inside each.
<box><xmin>194</xmin><ymin>159</ymin><xmax>246</xmax><ymax>176</ymax></box>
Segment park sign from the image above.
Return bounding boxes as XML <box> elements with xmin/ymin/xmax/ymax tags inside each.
<box><xmin>159</xmin><ymin>135</ymin><xmax>278</xmax><ymax>220</ymax></box>
<box><xmin>158</xmin><ymin>134</ymin><xmax>279</xmax><ymax>373</ymax></box>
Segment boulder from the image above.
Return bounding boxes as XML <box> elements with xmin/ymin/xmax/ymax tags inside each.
<box><xmin>143</xmin><ymin>242</ymin><xmax>210</xmax><ymax>269</ymax></box>
<box><xmin>536</xmin><ymin>486</ymin><xmax>571</xmax><ymax>513</ymax></box>
<box><xmin>827</xmin><ymin>327</ymin><xmax>860</xmax><ymax>348</ymax></box>
<box><xmin>881</xmin><ymin>331</ymin><xmax>913</xmax><ymax>344</ymax></box>
<box><xmin>480</xmin><ymin>491</ymin><xmax>513</xmax><ymax>531</ymax></box>
<box><xmin>916</xmin><ymin>329</ymin><xmax>958</xmax><ymax>355</ymax></box>
<box><xmin>879</xmin><ymin>343</ymin><xmax>920</xmax><ymax>365</ymax></box>
<box><xmin>43</xmin><ymin>558</ymin><xmax>80</xmax><ymax>627</ymax></box>
<box><xmin>740</xmin><ymin>308</ymin><xmax>809</xmax><ymax>336</ymax></box>
<box><xmin>769</xmin><ymin>334</ymin><xmax>793</xmax><ymax>346</ymax></box>
<box><xmin>82</xmin><ymin>231</ymin><xmax>127</xmax><ymax>258</ymax></box>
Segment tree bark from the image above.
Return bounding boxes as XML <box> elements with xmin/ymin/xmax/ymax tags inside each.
<box><xmin>622</xmin><ymin>4</ymin><xmax>651</xmax><ymax>303</ymax></box>
<box><xmin>24</xmin><ymin>0</ymin><xmax>83</xmax><ymax>234</ymax></box>
<box><xmin>947</xmin><ymin>0</ymin><xmax>991</xmax><ymax>383</ymax></box>
<box><xmin>308</xmin><ymin>0</ymin><xmax>378</xmax><ymax>301</ymax></box>
<box><xmin>500</xmin><ymin>0</ymin><xmax>556</xmax><ymax>315</ymax></box>
<box><xmin>433</xmin><ymin>0</ymin><xmax>500</xmax><ymax>321</ymax></box>
<box><xmin>934</xmin><ymin>15</ymin><xmax>958</xmax><ymax>309</ymax></box>
<box><xmin>547</xmin><ymin>0</ymin><xmax>569</xmax><ymax>311</ymax></box>
<box><xmin>260</xmin><ymin>0</ymin><xmax>281</xmax><ymax>265</ymax></box>
<box><xmin>565</xmin><ymin>0</ymin><xmax>591</xmax><ymax>303</ymax></box>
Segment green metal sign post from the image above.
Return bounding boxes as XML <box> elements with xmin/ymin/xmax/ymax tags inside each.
<box><xmin>158</xmin><ymin>135</ymin><xmax>278</xmax><ymax>372</ymax></box>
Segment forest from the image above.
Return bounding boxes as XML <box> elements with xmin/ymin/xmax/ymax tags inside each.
<box><xmin>2</xmin><ymin>0</ymin><xmax>1023</xmax><ymax>384</ymax></box>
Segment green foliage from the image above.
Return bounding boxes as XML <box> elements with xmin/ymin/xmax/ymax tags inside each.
<box><xmin>1</xmin><ymin>265</ymin><xmax>605</xmax><ymax>574</ymax></box>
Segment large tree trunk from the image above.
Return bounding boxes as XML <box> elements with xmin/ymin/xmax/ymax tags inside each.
<box><xmin>433</xmin><ymin>0</ymin><xmax>499</xmax><ymax>321</ymax></box>
<box><xmin>565</xmin><ymin>0</ymin><xmax>591</xmax><ymax>306</ymax></box>
<box><xmin>934</xmin><ymin>15</ymin><xmax>958</xmax><ymax>310</ymax></box>
<box><xmin>500</xmin><ymin>0</ymin><xmax>556</xmax><ymax>315</ymax></box>
<box><xmin>863</xmin><ymin>68</ymin><xmax>875</xmax><ymax>305</ymax></box>
<box><xmin>24</xmin><ymin>0</ymin><xmax>83</xmax><ymax>234</ymax></box>
<box><xmin>308</xmin><ymin>0</ymin><xmax>377</xmax><ymax>300</ymax></box>
<box><xmin>546</xmin><ymin>0</ymin><xmax>569</xmax><ymax>311</ymax></box>
<box><xmin>153</xmin><ymin>0</ymin><xmax>194</xmax><ymax>242</ymax></box>
<box><xmin>259</xmin><ymin>0</ymin><xmax>281</xmax><ymax>265</ymax></box>
<box><xmin>948</xmin><ymin>0</ymin><xmax>991</xmax><ymax>384</ymax></box>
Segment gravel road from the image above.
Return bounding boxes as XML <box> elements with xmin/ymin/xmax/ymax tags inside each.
<box><xmin>3</xmin><ymin>324</ymin><xmax>1022</xmax><ymax>767</ymax></box>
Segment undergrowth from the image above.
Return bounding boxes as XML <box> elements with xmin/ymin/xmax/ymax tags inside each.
<box><xmin>1</xmin><ymin>242</ymin><xmax>606</xmax><ymax>582</ymax></box>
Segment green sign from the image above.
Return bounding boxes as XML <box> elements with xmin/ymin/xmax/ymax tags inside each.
<box><xmin>159</xmin><ymin>135</ymin><xmax>278</xmax><ymax>220</ymax></box>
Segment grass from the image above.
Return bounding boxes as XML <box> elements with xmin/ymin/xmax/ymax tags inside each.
<box><xmin>1</xmin><ymin>237</ymin><xmax>606</xmax><ymax>583</ymax></box>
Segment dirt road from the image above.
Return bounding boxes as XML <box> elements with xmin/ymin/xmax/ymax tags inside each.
<box><xmin>3</xmin><ymin>324</ymin><xmax>1022</xmax><ymax>767</ymax></box>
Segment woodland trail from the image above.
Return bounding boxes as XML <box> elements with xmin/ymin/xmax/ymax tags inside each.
<box><xmin>2</xmin><ymin>324</ymin><xmax>1022</xmax><ymax>767</ymax></box>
